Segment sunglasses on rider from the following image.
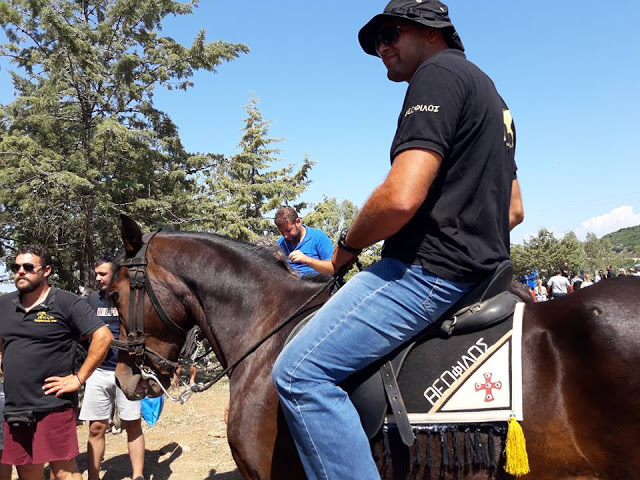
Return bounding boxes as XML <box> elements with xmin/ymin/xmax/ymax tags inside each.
<box><xmin>10</xmin><ymin>263</ymin><xmax>42</xmax><ymax>273</ymax></box>
<box><xmin>375</xmin><ymin>25</ymin><xmax>402</xmax><ymax>55</ymax></box>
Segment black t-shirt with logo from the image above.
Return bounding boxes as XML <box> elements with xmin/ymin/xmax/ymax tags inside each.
<box><xmin>0</xmin><ymin>287</ymin><xmax>104</xmax><ymax>413</ymax></box>
<box><xmin>382</xmin><ymin>49</ymin><xmax>517</xmax><ymax>283</ymax></box>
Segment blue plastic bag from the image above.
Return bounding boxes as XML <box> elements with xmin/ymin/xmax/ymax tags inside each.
<box><xmin>140</xmin><ymin>395</ymin><xmax>164</xmax><ymax>427</ymax></box>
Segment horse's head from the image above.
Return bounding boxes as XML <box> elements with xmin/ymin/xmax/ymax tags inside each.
<box><xmin>111</xmin><ymin>214</ymin><xmax>194</xmax><ymax>400</ymax></box>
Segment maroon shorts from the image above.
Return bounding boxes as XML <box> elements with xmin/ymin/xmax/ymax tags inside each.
<box><xmin>2</xmin><ymin>408</ymin><xmax>79</xmax><ymax>465</ymax></box>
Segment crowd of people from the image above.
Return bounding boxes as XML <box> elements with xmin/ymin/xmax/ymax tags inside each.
<box><xmin>0</xmin><ymin>206</ymin><xmax>333</xmax><ymax>480</ymax></box>
<box><xmin>522</xmin><ymin>263</ymin><xmax>640</xmax><ymax>301</ymax></box>
<box><xmin>0</xmin><ymin>0</ymin><xmax>590</xmax><ymax>478</ymax></box>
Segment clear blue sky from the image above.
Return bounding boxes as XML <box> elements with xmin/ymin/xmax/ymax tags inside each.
<box><xmin>149</xmin><ymin>0</ymin><xmax>640</xmax><ymax>245</ymax></box>
<box><xmin>1</xmin><ymin>0</ymin><xmax>639</xmax><ymax>254</ymax></box>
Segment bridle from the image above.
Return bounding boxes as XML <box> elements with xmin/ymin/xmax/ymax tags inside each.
<box><xmin>111</xmin><ymin>230</ymin><xmax>193</xmax><ymax>402</ymax></box>
<box><xmin>111</xmin><ymin>229</ymin><xmax>345</xmax><ymax>404</ymax></box>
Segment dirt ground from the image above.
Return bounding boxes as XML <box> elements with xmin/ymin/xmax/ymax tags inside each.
<box><xmin>6</xmin><ymin>379</ymin><xmax>243</xmax><ymax>480</ymax></box>
<box><xmin>74</xmin><ymin>379</ymin><xmax>243</xmax><ymax>480</ymax></box>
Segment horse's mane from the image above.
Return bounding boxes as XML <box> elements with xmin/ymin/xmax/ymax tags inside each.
<box><xmin>159</xmin><ymin>230</ymin><xmax>331</xmax><ymax>283</ymax></box>
<box><xmin>159</xmin><ymin>230</ymin><xmax>288</xmax><ymax>270</ymax></box>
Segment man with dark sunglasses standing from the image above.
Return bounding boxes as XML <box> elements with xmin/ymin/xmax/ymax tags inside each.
<box><xmin>0</xmin><ymin>245</ymin><xmax>112</xmax><ymax>480</ymax></box>
<box><xmin>273</xmin><ymin>1</ymin><xmax>524</xmax><ymax>478</ymax></box>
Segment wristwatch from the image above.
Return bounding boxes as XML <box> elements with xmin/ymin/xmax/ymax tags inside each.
<box><xmin>338</xmin><ymin>228</ymin><xmax>362</xmax><ymax>255</ymax></box>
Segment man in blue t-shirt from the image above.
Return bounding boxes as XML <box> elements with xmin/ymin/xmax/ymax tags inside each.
<box><xmin>274</xmin><ymin>207</ymin><xmax>334</xmax><ymax>276</ymax></box>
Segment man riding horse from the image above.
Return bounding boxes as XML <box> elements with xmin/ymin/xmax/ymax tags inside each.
<box><xmin>272</xmin><ymin>1</ymin><xmax>524</xmax><ymax>478</ymax></box>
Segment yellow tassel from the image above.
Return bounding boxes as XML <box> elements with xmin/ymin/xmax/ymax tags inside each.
<box><xmin>504</xmin><ymin>415</ymin><xmax>530</xmax><ymax>476</ymax></box>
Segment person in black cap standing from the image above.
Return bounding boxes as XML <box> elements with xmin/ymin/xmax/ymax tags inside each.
<box><xmin>273</xmin><ymin>1</ymin><xmax>524</xmax><ymax>478</ymax></box>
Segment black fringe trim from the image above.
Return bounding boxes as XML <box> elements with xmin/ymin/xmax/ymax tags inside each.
<box><xmin>380</xmin><ymin>423</ymin><xmax>507</xmax><ymax>476</ymax></box>
<box><xmin>382</xmin><ymin>428</ymin><xmax>391</xmax><ymax>463</ymax></box>
<box><xmin>412</xmin><ymin>433</ymin><xmax>421</xmax><ymax>469</ymax></box>
<box><xmin>464</xmin><ymin>427</ymin><xmax>474</xmax><ymax>466</ymax></box>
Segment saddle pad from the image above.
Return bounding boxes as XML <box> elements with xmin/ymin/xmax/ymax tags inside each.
<box><xmin>388</xmin><ymin>302</ymin><xmax>525</xmax><ymax>425</ymax></box>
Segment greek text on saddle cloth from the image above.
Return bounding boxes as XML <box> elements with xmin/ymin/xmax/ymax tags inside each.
<box><xmin>423</xmin><ymin>338</ymin><xmax>488</xmax><ymax>406</ymax></box>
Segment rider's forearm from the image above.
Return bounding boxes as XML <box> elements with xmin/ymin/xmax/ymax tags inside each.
<box><xmin>347</xmin><ymin>185</ymin><xmax>415</xmax><ymax>250</ymax></box>
<box><xmin>509</xmin><ymin>178</ymin><xmax>524</xmax><ymax>230</ymax></box>
<box><xmin>346</xmin><ymin>149</ymin><xmax>441</xmax><ymax>250</ymax></box>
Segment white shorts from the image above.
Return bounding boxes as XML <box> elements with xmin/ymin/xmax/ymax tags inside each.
<box><xmin>79</xmin><ymin>368</ymin><xmax>141</xmax><ymax>422</ymax></box>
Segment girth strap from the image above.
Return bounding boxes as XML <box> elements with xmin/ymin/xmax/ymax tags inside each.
<box><xmin>380</xmin><ymin>360</ymin><xmax>415</xmax><ymax>446</ymax></box>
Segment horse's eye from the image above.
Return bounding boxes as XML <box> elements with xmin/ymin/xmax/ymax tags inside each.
<box><xmin>109</xmin><ymin>291</ymin><xmax>120</xmax><ymax>303</ymax></box>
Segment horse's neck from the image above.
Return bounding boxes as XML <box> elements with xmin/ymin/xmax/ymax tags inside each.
<box><xmin>193</xmin><ymin>266</ymin><xmax>325</xmax><ymax>368</ymax></box>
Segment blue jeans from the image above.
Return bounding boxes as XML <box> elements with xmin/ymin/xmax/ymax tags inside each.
<box><xmin>272</xmin><ymin>258</ymin><xmax>473</xmax><ymax>480</ymax></box>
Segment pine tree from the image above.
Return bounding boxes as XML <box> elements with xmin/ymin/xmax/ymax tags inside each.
<box><xmin>0</xmin><ymin>0</ymin><xmax>248</xmax><ymax>287</ymax></box>
<box><xmin>303</xmin><ymin>196</ymin><xmax>358</xmax><ymax>242</ymax></box>
<box><xmin>200</xmin><ymin>96</ymin><xmax>313</xmax><ymax>240</ymax></box>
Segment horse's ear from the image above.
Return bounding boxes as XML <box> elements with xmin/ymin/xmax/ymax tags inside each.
<box><xmin>120</xmin><ymin>214</ymin><xmax>144</xmax><ymax>256</ymax></box>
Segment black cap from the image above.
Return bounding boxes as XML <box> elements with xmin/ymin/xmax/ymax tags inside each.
<box><xmin>358</xmin><ymin>0</ymin><xmax>464</xmax><ymax>56</ymax></box>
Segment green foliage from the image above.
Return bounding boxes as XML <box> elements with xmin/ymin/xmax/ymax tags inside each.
<box><xmin>559</xmin><ymin>231</ymin><xmax>587</xmax><ymax>274</ymax></box>
<box><xmin>0</xmin><ymin>0</ymin><xmax>249</xmax><ymax>288</ymax></box>
<box><xmin>512</xmin><ymin>225</ymin><xmax>639</xmax><ymax>281</ymax></box>
<box><xmin>195</xmin><ymin>96</ymin><xmax>313</xmax><ymax>241</ymax></box>
<box><xmin>511</xmin><ymin>228</ymin><xmax>559</xmax><ymax>279</ymax></box>
<box><xmin>511</xmin><ymin>228</ymin><xmax>584</xmax><ymax>279</ymax></box>
<box><xmin>303</xmin><ymin>196</ymin><xmax>358</xmax><ymax>242</ymax></box>
<box><xmin>601</xmin><ymin>224</ymin><xmax>640</xmax><ymax>254</ymax></box>
<box><xmin>582</xmin><ymin>232</ymin><xmax>607</xmax><ymax>273</ymax></box>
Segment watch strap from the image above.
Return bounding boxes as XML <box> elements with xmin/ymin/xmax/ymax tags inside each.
<box><xmin>338</xmin><ymin>228</ymin><xmax>362</xmax><ymax>255</ymax></box>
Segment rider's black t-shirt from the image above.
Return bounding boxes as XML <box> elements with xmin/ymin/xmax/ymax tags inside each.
<box><xmin>0</xmin><ymin>287</ymin><xmax>104</xmax><ymax>413</ymax></box>
<box><xmin>382</xmin><ymin>49</ymin><xmax>517</xmax><ymax>283</ymax></box>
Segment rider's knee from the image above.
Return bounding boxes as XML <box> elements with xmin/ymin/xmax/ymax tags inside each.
<box><xmin>272</xmin><ymin>352</ymin><xmax>289</xmax><ymax>395</ymax></box>
<box><xmin>273</xmin><ymin>346</ymin><xmax>308</xmax><ymax>397</ymax></box>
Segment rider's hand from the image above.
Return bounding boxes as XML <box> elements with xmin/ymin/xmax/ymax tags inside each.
<box><xmin>331</xmin><ymin>247</ymin><xmax>358</xmax><ymax>275</ymax></box>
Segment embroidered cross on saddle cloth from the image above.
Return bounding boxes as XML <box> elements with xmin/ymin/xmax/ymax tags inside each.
<box><xmin>388</xmin><ymin>303</ymin><xmax>525</xmax><ymax>425</ymax></box>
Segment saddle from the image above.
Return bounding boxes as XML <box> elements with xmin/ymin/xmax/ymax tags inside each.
<box><xmin>287</xmin><ymin>260</ymin><xmax>520</xmax><ymax>447</ymax></box>
<box><xmin>347</xmin><ymin>260</ymin><xmax>520</xmax><ymax>447</ymax></box>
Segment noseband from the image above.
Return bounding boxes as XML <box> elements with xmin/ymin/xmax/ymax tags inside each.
<box><xmin>111</xmin><ymin>230</ymin><xmax>189</xmax><ymax>382</ymax></box>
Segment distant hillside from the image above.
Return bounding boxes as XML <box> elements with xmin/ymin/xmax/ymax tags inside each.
<box><xmin>601</xmin><ymin>224</ymin><xmax>640</xmax><ymax>253</ymax></box>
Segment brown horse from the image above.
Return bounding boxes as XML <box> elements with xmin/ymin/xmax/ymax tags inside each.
<box><xmin>112</xmin><ymin>216</ymin><xmax>640</xmax><ymax>479</ymax></box>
